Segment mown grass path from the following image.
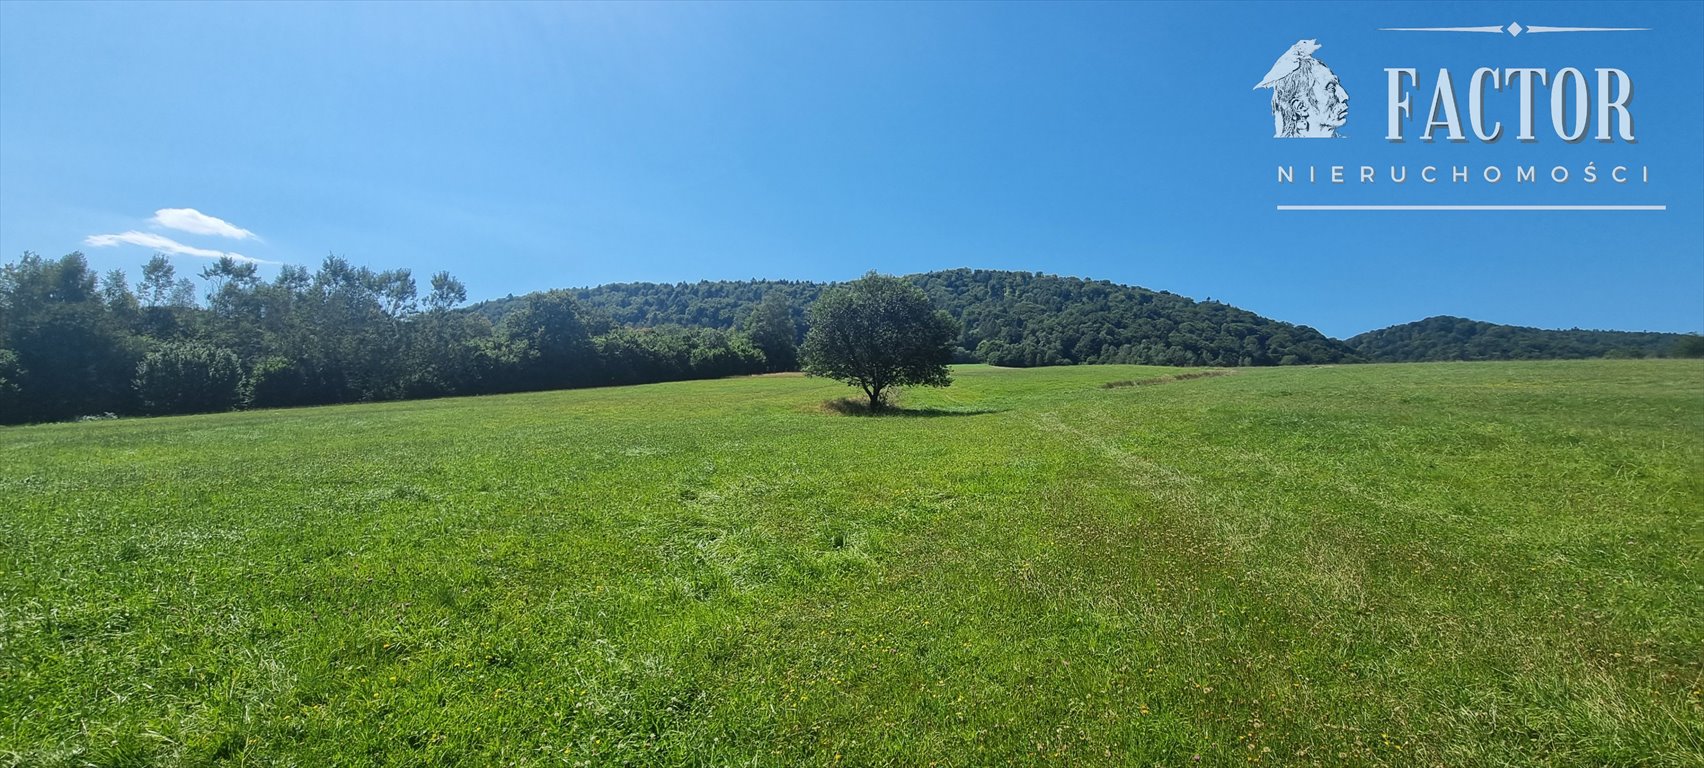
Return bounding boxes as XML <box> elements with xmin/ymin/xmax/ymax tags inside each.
<box><xmin>3</xmin><ymin>361</ymin><xmax>1700</xmax><ymax>766</ymax></box>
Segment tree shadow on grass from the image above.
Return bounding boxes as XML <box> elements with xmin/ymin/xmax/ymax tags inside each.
<box><xmin>820</xmin><ymin>398</ymin><xmax>1002</xmax><ymax>418</ymax></box>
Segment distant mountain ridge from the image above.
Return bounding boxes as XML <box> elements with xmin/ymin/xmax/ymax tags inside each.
<box><xmin>472</xmin><ymin>271</ymin><xmax>1700</xmax><ymax>367</ymax></box>
<box><xmin>1347</xmin><ymin>316</ymin><xmax>1697</xmax><ymax>362</ymax></box>
<box><xmin>474</xmin><ymin>269</ymin><xmax>1359</xmax><ymax>367</ymax></box>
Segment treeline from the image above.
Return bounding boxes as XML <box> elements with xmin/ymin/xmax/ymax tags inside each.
<box><xmin>1347</xmin><ymin>316</ymin><xmax>1703</xmax><ymax>363</ymax></box>
<box><xmin>10</xmin><ymin>253</ymin><xmax>1695</xmax><ymax>424</ymax></box>
<box><xmin>1</xmin><ymin>252</ymin><xmax>798</xmax><ymax>424</ymax></box>
<box><xmin>475</xmin><ymin>269</ymin><xmax>1360</xmax><ymax>368</ymax></box>
<box><xmin>912</xmin><ymin>270</ymin><xmax>1355</xmax><ymax>366</ymax></box>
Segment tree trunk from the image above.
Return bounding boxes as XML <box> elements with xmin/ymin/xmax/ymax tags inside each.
<box><xmin>867</xmin><ymin>384</ymin><xmax>883</xmax><ymax>410</ymax></box>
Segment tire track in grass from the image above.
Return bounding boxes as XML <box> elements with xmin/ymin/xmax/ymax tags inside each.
<box><xmin>1032</xmin><ymin>384</ymin><xmax>1704</xmax><ymax>766</ymax></box>
<box><xmin>1021</xmin><ymin>408</ymin><xmax>1375</xmax><ymax>764</ymax></box>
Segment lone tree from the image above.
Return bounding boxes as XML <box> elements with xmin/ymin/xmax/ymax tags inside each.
<box><xmin>802</xmin><ymin>272</ymin><xmax>959</xmax><ymax>410</ymax></box>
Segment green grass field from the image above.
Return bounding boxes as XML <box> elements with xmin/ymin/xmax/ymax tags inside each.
<box><xmin>3</xmin><ymin>361</ymin><xmax>1701</xmax><ymax>767</ymax></box>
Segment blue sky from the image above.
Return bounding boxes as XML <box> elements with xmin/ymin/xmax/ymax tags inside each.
<box><xmin>2</xmin><ymin>0</ymin><xmax>1699</xmax><ymax>337</ymax></box>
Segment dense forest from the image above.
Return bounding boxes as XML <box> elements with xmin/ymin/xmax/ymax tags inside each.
<box><xmin>476</xmin><ymin>269</ymin><xmax>1361</xmax><ymax>368</ymax></box>
<box><xmin>1348</xmin><ymin>316</ymin><xmax>1701</xmax><ymax>362</ymax></box>
<box><xmin>5</xmin><ymin>252</ymin><xmax>1699</xmax><ymax>425</ymax></box>
<box><xmin>0</xmin><ymin>252</ymin><xmax>790</xmax><ymax>424</ymax></box>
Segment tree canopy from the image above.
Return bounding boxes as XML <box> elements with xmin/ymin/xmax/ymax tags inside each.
<box><xmin>478</xmin><ymin>272</ymin><xmax>1698</xmax><ymax>368</ymax></box>
<box><xmin>0</xmin><ymin>252</ymin><xmax>776</xmax><ymax>424</ymax></box>
<box><xmin>801</xmin><ymin>272</ymin><xmax>959</xmax><ymax>409</ymax></box>
<box><xmin>1347</xmin><ymin>316</ymin><xmax>1696</xmax><ymax>362</ymax></box>
<box><xmin>5</xmin><ymin>252</ymin><xmax>1693</xmax><ymax>426</ymax></box>
<box><xmin>743</xmin><ymin>291</ymin><xmax>800</xmax><ymax>373</ymax></box>
<box><xmin>474</xmin><ymin>269</ymin><xmax>1360</xmax><ymax>367</ymax></box>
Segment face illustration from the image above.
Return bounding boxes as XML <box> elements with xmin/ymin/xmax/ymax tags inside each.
<box><xmin>1265</xmin><ymin>53</ymin><xmax>1349</xmax><ymax>138</ymax></box>
<box><xmin>1309</xmin><ymin>64</ymin><xmax>1349</xmax><ymax>132</ymax></box>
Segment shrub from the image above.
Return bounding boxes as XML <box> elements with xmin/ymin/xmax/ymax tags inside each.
<box><xmin>134</xmin><ymin>342</ymin><xmax>243</xmax><ymax>415</ymax></box>
<box><xmin>0</xmin><ymin>348</ymin><xmax>22</xmax><ymax>423</ymax></box>
<box><xmin>244</xmin><ymin>356</ymin><xmax>311</xmax><ymax>409</ymax></box>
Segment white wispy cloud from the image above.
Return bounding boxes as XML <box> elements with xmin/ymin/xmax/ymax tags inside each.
<box><xmin>149</xmin><ymin>208</ymin><xmax>258</xmax><ymax>241</ymax></box>
<box><xmin>83</xmin><ymin>231</ymin><xmax>275</xmax><ymax>264</ymax></box>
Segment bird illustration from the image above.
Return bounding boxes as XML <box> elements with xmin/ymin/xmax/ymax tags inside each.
<box><xmin>1253</xmin><ymin>39</ymin><xmax>1321</xmax><ymax>89</ymax></box>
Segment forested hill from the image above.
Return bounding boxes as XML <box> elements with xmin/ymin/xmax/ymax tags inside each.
<box><xmin>472</xmin><ymin>269</ymin><xmax>1360</xmax><ymax>367</ymax></box>
<box><xmin>1348</xmin><ymin>316</ymin><xmax>1700</xmax><ymax>362</ymax></box>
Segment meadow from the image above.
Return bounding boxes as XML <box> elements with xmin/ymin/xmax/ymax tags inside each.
<box><xmin>2</xmin><ymin>361</ymin><xmax>1700</xmax><ymax>767</ymax></box>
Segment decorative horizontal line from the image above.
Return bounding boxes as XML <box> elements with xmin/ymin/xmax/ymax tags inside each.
<box><xmin>1378</xmin><ymin>24</ymin><xmax>1649</xmax><ymax>35</ymax></box>
<box><xmin>1276</xmin><ymin>205</ymin><xmax>1667</xmax><ymax>212</ymax></box>
<box><xmin>1525</xmin><ymin>26</ymin><xmax>1649</xmax><ymax>33</ymax></box>
<box><xmin>1378</xmin><ymin>26</ymin><xmax>1507</xmax><ymax>33</ymax></box>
